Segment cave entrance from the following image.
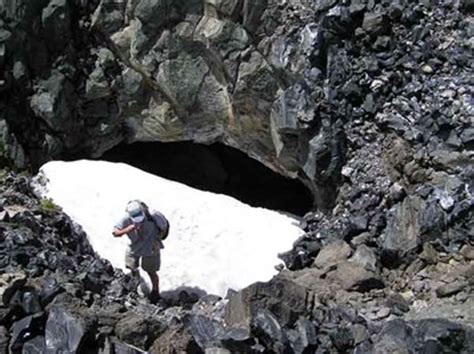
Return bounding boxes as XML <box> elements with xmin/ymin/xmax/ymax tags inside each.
<box><xmin>100</xmin><ymin>141</ymin><xmax>313</xmax><ymax>216</ymax></box>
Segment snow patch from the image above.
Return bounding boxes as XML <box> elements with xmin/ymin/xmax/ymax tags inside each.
<box><xmin>33</xmin><ymin>160</ymin><xmax>304</xmax><ymax>297</ymax></box>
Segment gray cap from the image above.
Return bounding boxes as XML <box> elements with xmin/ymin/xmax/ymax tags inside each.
<box><xmin>126</xmin><ymin>201</ymin><xmax>145</xmax><ymax>223</ymax></box>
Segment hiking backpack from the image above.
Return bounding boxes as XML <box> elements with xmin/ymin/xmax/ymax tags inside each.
<box><xmin>151</xmin><ymin>209</ymin><xmax>170</xmax><ymax>240</ymax></box>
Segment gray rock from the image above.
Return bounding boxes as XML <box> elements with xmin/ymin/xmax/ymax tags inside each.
<box><xmin>41</xmin><ymin>0</ymin><xmax>71</xmax><ymax>50</ymax></box>
<box><xmin>288</xmin><ymin>317</ymin><xmax>318</xmax><ymax>353</ymax></box>
<box><xmin>349</xmin><ymin>245</ymin><xmax>378</xmax><ymax>272</ymax></box>
<box><xmin>460</xmin><ymin>127</ymin><xmax>474</xmax><ymax>145</ymax></box>
<box><xmin>419</xmin><ymin>243</ymin><xmax>438</xmax><ymax>264</ymax></box>
<box><xmin>313</xmin><ymin>240</ymin><xmax>352</xmax><ymax>270</ymax></box>
<box><xmin>362</xmin><ymin>12</ymin><xmax>388</xmax><ymax>35</ymax></box>
<box><xmin>376</xmin><ymin>307</ymin><xmax>391</xmax><ymax>319</ymax></box>
<box><xmin>0</xmin><ymin>326</ymin><xmax>9</xmax><ymax>354</ymax></box>
<box><xmin>412</xmin><ymin>319</ymin><xmax>473</xmax><ymax>353</ymax></box>
<box><xmin>331</xmin><ymin>262</ymin><xmax>384</xmax><ymax>292</ymax></box>
<box><xmin>224</xmin><ymin>277</ymin><xmax>308</xmax><ymax>330</ymax></box>
<box><xmin>435</xmin><ymin>281</ymin><xmax>468</xmax><ymax>298</ymax></box>
<box><xmin>205</xmin><ymin>348</ymin><xmax>231</xmax><ymax>354</ymax></box>
<box><xmin>9</xmin><ymin>313</ymin><xmax>44</xmax><ymax>353</ymax></box>
<box><xmin>350</xmin><ymin>324</ymin><xmax>369</xmax><ymax>345</ymax></box>
<box><xmin>45</xmin><ymin>306</ymin><xmax>86</xmax><ymax>353</ymax></box>
<box><xmin>385</xmin><ymin>293</ymin><xmax>410</xmax><ymax>315</ymax></box>
<box><xmin>218</xmin><ymin>326</ymin><xmax>255</xmax><ymax>353</ymax></box>
<box><xmin>438</xmin><ymin>193</ymin><xmax>455</xmax><ymax>212</ymax></box>
<box><xmin>460</xmin><ymin>0</ymin><xmax>474</xmax><ymax>10</ymax></box>
<box><xmin>185</xmin><ymin>314</ymin><xmax>224</xmax><ymax>350</ymax></box>
<box><xmin>0</xmin><ymin>272</ymin><xmax>27</xmax><ymax>306</ymax></box>
<box><xmin>115</xmin><ymin>312</ymin><xmax>164</xmax><ymax>349</ymax></box>
<box><xmin>351</xmin><ymin>233</ymin><xmax>372</xmax><ymax>247</ymax></box>
<box><xmin>330</xmin><ymin>327</ymin><xmax>354</xmax><ymax>352</ymax></box>
<box><xmin>373</xmin><ymin>320</ymin><xmax>414</xmax><ymax>354</ymax></box>
<box><xmin>252</xmin><ymin>309</ymin><xmax>289</xmax><ymax>353</ymax></box>
<box><xmin>149</xmin><ymin>326</ymin><xmax>199</xmax><ymax>354</ymax></box>
<box><xmin>22</xmin><ymin>336</ymin><xmax>46</xmax><ymax>354</ymax></box>
<box><xmin>381</xmin><ymin>197</ymin><xmax>424</xmax><ymax>267</ymax></box>
<box><xmin>460</xmin><ymin>245</ymin><xmax>474</xmax><ymax>260</ymax></box>
<box><xmin>9</xmin><ymin>289</ymin><xmax>42</xmax><ymax>315</ymax></box>
<box><xmin>389</xmin><ymin>183</ymin><xmax>406</xmax><ymax>203</ymax></box>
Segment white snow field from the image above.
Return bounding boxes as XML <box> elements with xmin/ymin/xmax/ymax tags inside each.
<box><xmin>33</xmin><ymin>160</ymin><xmax>304</xmax><ymax>297</ymax></box>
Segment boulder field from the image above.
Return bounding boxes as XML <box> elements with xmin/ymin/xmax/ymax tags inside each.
<box><xmin>0</xmin><ymin>0</ymin><xmax>473</xmax><ymax>353</ymax></box>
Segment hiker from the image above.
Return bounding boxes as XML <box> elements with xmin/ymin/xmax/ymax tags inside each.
<box><xmin>112</xmin><ymin>200</ymin><xmax>166</xmax><ymax>303</ymax></box>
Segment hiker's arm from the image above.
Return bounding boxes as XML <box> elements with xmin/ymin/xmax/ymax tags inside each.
<box><xmin>112</xmin><ymin>224</ymin><xmax>136</xmax><ymax>237</ymax></box>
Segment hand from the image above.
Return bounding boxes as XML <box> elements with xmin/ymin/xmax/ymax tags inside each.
<box><xmin>126</xmin><ymin>224</ymin><xmax>136</xmax><ymax>232</ymax></box>
<box><xmin>112</xmin><ymin>224</ymin><xmax>137</xmax><ymax>237</ymax></box>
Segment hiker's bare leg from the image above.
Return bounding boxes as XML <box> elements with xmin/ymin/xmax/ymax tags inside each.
<box><xmin>148</xmin><ymin>271</ymin><xmax>159</xmax><ymax>293</ymax></box>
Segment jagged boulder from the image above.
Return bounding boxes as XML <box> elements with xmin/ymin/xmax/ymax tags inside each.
<box><xmin>381</xmin><ymin>197</ymin><xmax>424</xmax><ymax>267</ymax></box>
<box><xmin>313</xmin><ymin>240</ymin><xmax>352</xmax><ymax>270</ymax></box>
<box><xmin>373</xmin><ymin>319</ymin><xmax>474</xmax><ymax>354</ymax></box>
<box><xmin>44</xmin><ymin>305</ymin><xmax>88</xmax><ymax>353</ymax></box>
<box><xmin>328</xmin><ymin>262</ymin><xmax>384</xmax><ymax>292</ymax></box>
<box><xmin>224</xmin><ymin>276</ymin><xmax>309</xmax><ymax>330</ymax></box>
<box><xmin>349</xmin><ymin>245</ymin><xmax>379</xmax><ymax>273</ymax></box>
<box><xmin>115</xmin><ymin>311</ymin><xmax>165</xmax><ymax>349</ymax></box>
<box><xmin>149</xmin><ymin>325</ymin><xmax>199</xmax><ymax>354</ymax></box>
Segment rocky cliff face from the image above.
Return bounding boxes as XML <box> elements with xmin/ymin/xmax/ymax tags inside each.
<box><xmin>1</xmin><ymin>0</ymin><xmax>347</xmax><ymax>209</ymax></box>
<box><xmin>1</xmin><ymin>1</ymin><xmax>472</xmax><ymax>210</ymax></box>
<box><xmin>1</xmin><ymin>0</ymin><xmax>473</xmax><ymax>352</ymax></box>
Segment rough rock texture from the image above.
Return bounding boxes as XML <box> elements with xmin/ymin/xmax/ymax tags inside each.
<box><xmin>0</xmin><ymin>150</ymin><xmax>473</xmax><ymax>353</ymax></box>
<box><xmin>0</xmin><ymin>0</ymin><xmax>347</xmax><ymax>209</ymax></box>
<box><xmin>1</xmin><ymin>0</ymin><xmax>474</xmax><ymax>353</ymax></box>
<box><xmin>2</xmin><ymin>0</ymin><xmax>473</xmax><ymax>211</ymax></box>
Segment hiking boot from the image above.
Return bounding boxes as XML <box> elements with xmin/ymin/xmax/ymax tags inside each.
<box><xmin>149</xmin><ymin>290</ymin><xmax>160</xmax><ymax>304</ymax></box>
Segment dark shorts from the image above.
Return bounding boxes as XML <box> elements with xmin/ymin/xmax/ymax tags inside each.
<box><xmin>125</xmin><ymin>252</ymin><xmax>161</xmax><ymax>273</ymax></box>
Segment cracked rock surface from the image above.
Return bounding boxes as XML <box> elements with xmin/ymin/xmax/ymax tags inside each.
<box><xmin>0</xmin><ymin>0</ymin><xmax>473</xmax><ymax>353</ymax></box>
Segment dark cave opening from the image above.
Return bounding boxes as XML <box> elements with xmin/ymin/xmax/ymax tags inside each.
<box><xmin>100</xmin><ymin>141</ymin><xmax>313</xmax><ymax>216</ymax></box>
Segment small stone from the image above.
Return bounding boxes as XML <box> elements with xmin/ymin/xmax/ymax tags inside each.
<box><xmin>370</xmin><ymin>79</ymin><xmax>384</xmax><ymax>91</ymax></box>
<box><xmin>411</xmin><ymin>281</ymin><xmax>426</xmax><ymax>293</ymax></box>
<box><xmin>351</xmin><ymin>233</ymin><xmax>371</xmax><ymax>247</ymax></box>
<box><xmin>362</xmin><ymin>12</ymin><xmax>387</xmax><ymax>35</ymax></box>
<box><xmin>376</xmin><ymin>307</ymin><xmax>391</xmax><ymax>319</ymax></box>
<box><xmin>385</xmin><ymin>293</ymin><xmax>410</xmax><ymax>314</ymax></box>
<box><xmin>389</xmin><ymin>183</ymin><xmax>405</xmax><ymax>203</ymax></box>
<box><xmin>440</xmin><ymin>90</ymin><xmax>456</xmax><ymax>99</ymax></box>
<box><xmin>455</xmin><ymin>291</ymin><xmax>469</xmax><ymax>303</ymax></box>
<box><xmin>350</xmin><ymin>245</ymin><xmax>378</xmax><ymax>272</ymax></box>
<box><xmin>421</xmin><ymin>65</ymin><xmax>433</xmax><ymax>74</ymax></box>
<box><xmin>400</xmin><ymin>290</ymin><xmax>414</xmax><ymax>302</ymax></box>
<box><xmin>342</xmin><ymin>166</ymin><xmax>354</xmax><ymax>178</ymax></box>
<box><xmin>460</xmin><ymin>245</ymin><xmax>474</xmax><ymax>260</ymax></box>
<box><xmin>350</xmin><ymin>324</ymin><xmax>369</xmax><ymax>345</ymax></box>
<box><xmin>419</xmin><ymin>243</ymin><xmax>438</xmax><ymax>264</ymax></box>
<box><xmin>439</xmin><ymin>195</ymin><xmax>454</xmax><ymax>211</ymax></box>
<box><xmin>435</xmin><ymin>281</ymin><xmax>468</xmax><ymax>298</ymax></box>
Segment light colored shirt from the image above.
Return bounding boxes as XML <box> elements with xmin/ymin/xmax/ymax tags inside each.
<box><xmin>114</xmin><ymin>211</ymin><xmax>164</xmax><ymax>257</ymax></box>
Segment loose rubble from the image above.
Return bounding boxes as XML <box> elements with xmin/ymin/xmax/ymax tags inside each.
<box><xmin>0</xmin><ymin>0</ymin><xmax>473</xmax><ymax>353</ymax></box>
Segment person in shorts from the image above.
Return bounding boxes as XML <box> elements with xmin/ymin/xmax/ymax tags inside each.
<box><xmin>112</xmin><ymin>200</ymin><xmax>164</xmax><ymax>303</ymax></box>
